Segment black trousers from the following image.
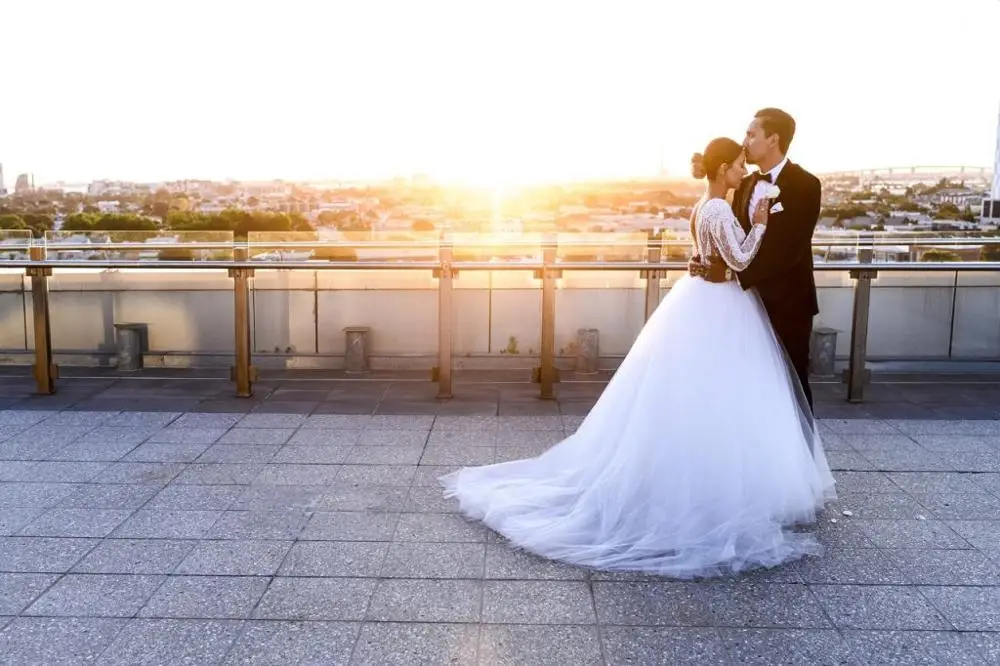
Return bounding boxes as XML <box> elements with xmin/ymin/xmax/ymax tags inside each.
<box><xmin>770</xmin><ymin>314</ymin><xmax>814</xmax><ymax>412</ymax></box>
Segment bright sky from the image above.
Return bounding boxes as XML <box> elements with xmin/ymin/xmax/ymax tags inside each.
<box><xmin>3</xmin><ymin>0</ymin><xmax>998</xmax><ymax>187</ymax></box>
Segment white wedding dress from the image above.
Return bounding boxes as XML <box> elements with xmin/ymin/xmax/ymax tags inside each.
<box><xmin>441</xmin><ymin>196</ymin><xmax>837</xmax><ymax>579</ymax></box>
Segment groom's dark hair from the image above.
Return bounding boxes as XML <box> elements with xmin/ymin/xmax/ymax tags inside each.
<box><xmin>754</xmin><ymin>108</ymin><xmax>796</xmax><ymax>155</ymax></box>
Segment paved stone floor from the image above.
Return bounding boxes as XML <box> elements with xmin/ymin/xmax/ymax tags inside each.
<box><xmin>1</xmin><ymin>377</ymin><xmax>1000</xmax><ymax>663</ymax></box>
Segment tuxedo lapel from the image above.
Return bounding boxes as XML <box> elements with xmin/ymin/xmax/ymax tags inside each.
<box><xmin>769</xmin><ymin>161</ymin><xmax>797</xmax><ymax>222</ymax></box>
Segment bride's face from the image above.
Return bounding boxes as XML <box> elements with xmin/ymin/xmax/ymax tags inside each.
<box><xmin>722</xmin><ymin>153</ymin><xmax>747</xmax><ymax>188</ymax></box>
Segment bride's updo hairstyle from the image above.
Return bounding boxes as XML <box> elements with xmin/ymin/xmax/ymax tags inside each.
<box><xmin>690</xmin><ymin>138</ymin><xmax>743</xmax><ymax>181</ymax></box>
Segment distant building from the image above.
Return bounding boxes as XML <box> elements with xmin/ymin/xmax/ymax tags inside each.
<box><xmin>14</xmin><ymin>173</ymin><xmax>31</xmax><ymax>194</ymax></box>
<box><xmin>933</xmin><ymin>189</ymin><xmax>983</xmax><ymax>208</ymax></box>
<box><xmin>88</xmin><ymin>180</ymin><xmax>150</xmax><ymax>196</ymax></box>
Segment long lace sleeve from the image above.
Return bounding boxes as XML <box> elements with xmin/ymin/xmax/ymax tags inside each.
<box><xmin>706</xmin><ymin>200</ymin><xmax>766</xmax><ymax>272</ymax></box>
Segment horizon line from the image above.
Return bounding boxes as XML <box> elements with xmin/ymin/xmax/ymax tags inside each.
<box><xmin>18</xmin><ymin>164</ymin><xmax>996</xmax><ymax>190</ymax></box>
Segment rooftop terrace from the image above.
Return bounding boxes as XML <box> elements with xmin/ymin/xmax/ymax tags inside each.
<box><xmin>2</xmin><ymin>235</ymin><xmax>1000</xmax><ymax>662</ymax></box>
<box><xmin>1</xmin><ymin>374</ymin><xmax>1000</xmax><ymax>664</ymax></box>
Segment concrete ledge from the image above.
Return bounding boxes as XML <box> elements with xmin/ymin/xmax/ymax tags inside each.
<box><xmin>6</xmin><ymin>349</ymin><xmax>1000</xmax><ymax>383</ymax></box>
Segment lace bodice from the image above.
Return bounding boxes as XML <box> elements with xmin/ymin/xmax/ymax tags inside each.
<box><xmin>694</xmin><ymin>197</ymin><xmax>766</xmax><ymax>272</ymax></box>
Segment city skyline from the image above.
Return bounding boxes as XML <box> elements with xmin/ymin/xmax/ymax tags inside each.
<box><xmin>3</xmin><ymin>0</ymin><xmax>998</xmax><ymax>187</ymax></box>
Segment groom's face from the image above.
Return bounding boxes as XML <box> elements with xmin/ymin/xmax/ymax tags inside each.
<box><xmin>743</xmin><ymin>118</ymin><xmax>772</xmax><ymax>165</ymax></box>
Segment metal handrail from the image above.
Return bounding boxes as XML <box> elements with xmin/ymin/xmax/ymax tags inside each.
<box><xmin>3</xmin><ymin>236</ymin><xmax>1000</xmax><ymax>252</ymax></box>
<box><xmin>2</xmin><ymin>259</ymin><xmax>1000</xmax><ymax>272</ymax></box>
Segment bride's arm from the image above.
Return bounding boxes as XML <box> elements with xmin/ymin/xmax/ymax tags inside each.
<box><xmin>708</xmin><ymin>201</ymin><xmax>766</xmax><ymax>272</ymax></box>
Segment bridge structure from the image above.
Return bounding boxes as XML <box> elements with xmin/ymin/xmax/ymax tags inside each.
<box><xmin>819</xmin><ymin>165</ymin><xmax>993</xmax><ymax>184</ymax></box>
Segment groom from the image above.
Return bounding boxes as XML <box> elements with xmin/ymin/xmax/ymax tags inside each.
<box><xmin>689</xmin><ymin>107</ymin><xmax>822</xmax><ymax>409</ymax></box>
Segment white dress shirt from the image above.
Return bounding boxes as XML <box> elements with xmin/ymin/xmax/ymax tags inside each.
<box><xmin>747</xmin><ymin>157</ymin><xmax>788</xmax><ymax>221</ymax></box>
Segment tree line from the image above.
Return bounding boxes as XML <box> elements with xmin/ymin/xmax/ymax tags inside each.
<box><xmin>0</xmin><ymin>209</ymin><xmax>315</xmax><ymax>240</ymax></box>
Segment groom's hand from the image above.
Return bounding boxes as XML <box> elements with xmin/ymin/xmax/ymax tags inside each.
<box><xmin>690</xmin><ymin>256</ymin><xmax>729</xmax><ymax>283</ymax></box>
<box><xmin>687</xmin><ymin>256</ymin><xmax>709</xmax><ymax>278</ymax></box>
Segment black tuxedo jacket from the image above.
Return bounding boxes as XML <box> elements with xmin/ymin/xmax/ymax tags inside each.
<box><xmin>732</xmin><ymin>161</ymin><xmax>822</xmax><ymax>320</ymax></box>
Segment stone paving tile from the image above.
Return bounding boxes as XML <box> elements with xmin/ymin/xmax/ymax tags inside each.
<box><xmin>207</xmin><ymin>510</ymin><xmax>311</xmax><ymax>540</ymax></box>
<box><xmin>197</xmin><ymin>443</ymin><xmax>280</xmax><ymax>464</ymax></box>
<box><xmin>218</xmin><ymin>427</ymin><xmax>295</xmax><ymax>446</ymax></box>
<box><xmin>708</xmin><ymin>582</ymin><xmax>831</xmax><ymax>629</ymax></box>
<box><xmin>92</xmin><ymin>462</ymin><xmax>185</xmax><ymax>486</ymax></box>
<box><xmin>484</xmin><ymin>580</ymin><xmax>595</xmax><ymax>624</ymax></box>
<box><xmin>138</xmin><ymin>575</ymin><xmax>269</xmax><ymax>619</ymax></box>
<box><xmin>0</xmin><ymin>573</ymin><xmax>60</xmax><ymax>615</ymax></box>
<box><xmin>840</xmin><ymin>630</ymin><xmax>991</xmax><ymax>665</ymax></box>
<box><xmin>12</xmin><ymin>461</ymin><xmax>110</xmax><ymax>483</ymax></box>
<box><xmin>854</xmin><ymin>518</ymin><xmax>971</xmax><ymax>549</ymax></box>
<box><xmin>145</xmin><ymin>426</ymin><xmax>228</xmax><ymax>444</ymax></box>
<box><xmin>18</xmin><ymin>508</ymin><xmax>134</xmax><ymax>538</ymax></box>
<box><xmin>232</xmin><ymin>485</ymin><xmax>327</xmax><ymax>512</ymax></box>
<box><xmin>96</xmin><ymin>618</ymin><xmax>243</xmax><ymax>665</ymax></box>
<box><xmin>113</xmin><ymin>509</ymin><xmax>223</xmax><ymax>539</ymax></box>
<box><xmin>0</xmin><ymin>507</ymin><xmax>45</xmax><ymax>536</ymax></box>
<box><xmin>367</xmin><ymin>578</ymin><xmax>482</xmax><ymax>623</ymax></box>
<box><xmin>123</xmin><ymin>442</ymin><xmax>212</xmax><ymax>463</ymax></box>
<box><xmin>278</xmin><ymin>541</ymin><xmax>388</xmax><ymax>577</ymax></box>
<box><xmin>300</xmin><ymin>511</ymin><xmax>400</xmax><ymax>542</ymax></box>
<box><xmin>965</xmin><ymin>632</ymin><xmax>1000</xmax><ymax>663</ymax></box>
<box><xmin>919</xmin><ymin>586</ymin><xmax>1000</xmax><ymax>631</ymax></box>
<box><xmin>0</xmin><ymin>482</ymin><xmax>82</xmax><ymax>509</ymax></box>
<box><xmin>0</xmin><ymin>536</ymin><xmax>100</xmax><ymax>573</ymax></box>
<box><xmin>595</xmin><ymin>580</ymin><xmax>780</xmax><ymax>630</ymax></box>
<box><xmin>947</xmin><ymin>520</ymin><xmax>1000</xmax><ymax>549</ymax></box>
<box><xmin>602</xmin><ymin>626</ymin><xmax>727</xmax><ymax>665</ymax></box>
<box><xmin>57</xmin><ymin>484</ymin><xmax>159</xmax><ymax>509</ymax></box>
<box><xmin>718</xmin><ymin>628</ymin><xmax>856</xmax><ymax>665</ymax></box>
<box><xmin>173</xmin><ymin>463</ymin><xmax>266</xmax><ymax>485</ymax></box>
<box><xmin>352</xmin><ymin>622</ymin><xmax>480</xmax><ymax>665</ymax></box>
<box><xmin>222</xmin><ymin>620</ymin><xmax>359</xmax><ymax>666</ymax></box>
<box><xmin>175</xmin><ymin>540</ymin><xmax>291</xmax><ymax>576</ymax></box>
<box><xmin>2</xmin><ymin>402</ymin><xmax>1000</xmax><ymax>663</ymax></box>
<box><xmin>482</xmin><ymin>624</ymin><xmax>604</xmax><ymax>665</ymax></box>
<box><xmin>72</xmin><ymin>539</ymin><xmax>195</xmax><ymax>575</ymax></box>
<box><xmin>252</xmin><ymin>577</ymin><xmax>376</xmax><ymax>621</ymax></box>
<box><xmin>146</xmin><ymin>484</ymin><xmax>243</xmax><ymax>511</ymax></box>
<box><xmin>485</xmin><ymin>543</ymin><xmax>589</xmax><ymax>580</ymax></box>
<box><xmin>24</xmin><ymin>573</ymin><xmax>164</xmax><ymax>617</ymax></box>
<box><xmin>0</xmin><ymin>617</ymin><xmax>128</xmax><ymax>665</ymax></box>
<box><xmin>811</xmin><ymin>584</ymin><xmax>950</xmax><ymax>630</ymax></box>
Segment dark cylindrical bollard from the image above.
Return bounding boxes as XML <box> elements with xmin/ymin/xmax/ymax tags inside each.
<box><xmin>574</xmin><ymin>328</ymin><xmax>599</xmax><ymax>374</ymax></box>
<box><xmin>810</xmin><ymin>327</ymin><xmax>838</xmax><ymax>377</ymax></box>
<box><xmin>114</xmin><ymin>323</ymin><xmax>147</xmax><ymax>372</ymax></box>
<box><xmin>344</xmin><ymin>326</ymin><xmax>371</xmax><ymax>373</ymax></box>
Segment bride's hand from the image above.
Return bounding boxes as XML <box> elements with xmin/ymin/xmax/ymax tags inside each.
<box><xmin>752</xmin><ymin>198</ymin><xmax>769</xmax><ymax>227</ymax></box>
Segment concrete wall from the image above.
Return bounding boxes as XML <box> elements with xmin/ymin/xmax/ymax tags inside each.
<box><xmin>2</xmin><ymin>267</ymin><xmax>1000</xmax><ymax>367</ymax></box>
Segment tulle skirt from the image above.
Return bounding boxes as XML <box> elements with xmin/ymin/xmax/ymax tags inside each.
<box><xmin>441</xmin><ymin>275</ymin><xmax>837</xmax><ymax>579</ymax></box>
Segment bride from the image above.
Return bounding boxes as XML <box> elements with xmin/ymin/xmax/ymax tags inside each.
<box><xmin>441</xmin><ymin>137</ymin><xmax>836</xmax><ymax>579</ymax></box>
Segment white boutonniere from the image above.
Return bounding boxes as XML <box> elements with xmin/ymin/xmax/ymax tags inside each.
<box><xmin>770</xmin><ymin>202</ymin><xmax>784</xmax><ymax>214</ymax></box>
<box><xmin>762</xmin><ymin>183</ymin><xmax>781</xmax><ymax>200</ymax></box>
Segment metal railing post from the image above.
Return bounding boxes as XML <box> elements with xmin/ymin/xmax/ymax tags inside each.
<box><xmin>846</xmin><ymin>248</ymin><xmax>876</xmax><ymax>402</ymax></box>
<box><xmin>643</xmin><ymin>230</ymin><xmax>664</xmax><ymax>322</ymax></box>
<box><xmin>433</xmin><ymin>237</ymin><xmax>455</xmax><ymax>399</ymax></box>
<box><xmin>27</xmin><ymin>245</ymin><xmax>57</xmax><ymax>394</ymax></box>
<box><xmin>534</xmin><ymin>234</ymin><xmax>560</xmax><ymax>399</ymax></box>
<box><xmin>230</xmin><ymin>245</ymin><xmax>257</xmax><ymax>397</ymax></box>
